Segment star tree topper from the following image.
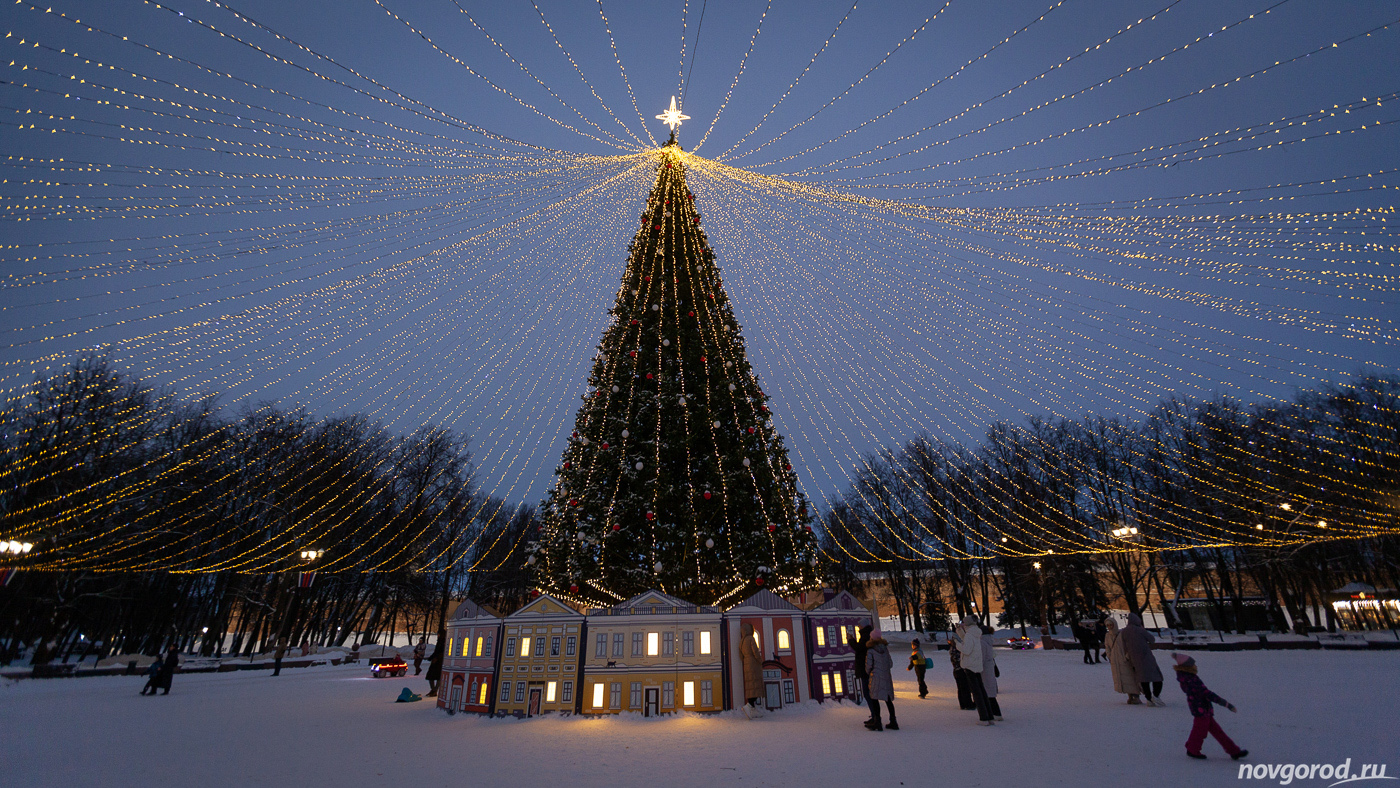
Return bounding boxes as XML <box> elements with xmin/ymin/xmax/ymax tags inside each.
<box><xmin>656</xmin><ymin>96</ymin><xmax>690</xmax><ymax>132</ymax></box>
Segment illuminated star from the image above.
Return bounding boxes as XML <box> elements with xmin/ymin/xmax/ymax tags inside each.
<box><xmin>655</xmin><ymin>96</ymin><xmax>690</xmax><ymax>132</ymax></box>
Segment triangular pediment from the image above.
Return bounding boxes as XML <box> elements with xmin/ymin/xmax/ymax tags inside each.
<box><xmin>813</xmin><ymin>590</ymin><xmax>868</xmax><ymax>613</ymax></box>
<box><xmin>507</xmin><ymin>593</ymin><xmax>579</xmax><ymax>618</ymax></box>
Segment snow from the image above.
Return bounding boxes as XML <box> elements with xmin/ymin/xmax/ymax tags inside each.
<box><xmin>3</xmin><ymin>646</ymin><xmax>1396</xmax><ymax>787</ymax></box>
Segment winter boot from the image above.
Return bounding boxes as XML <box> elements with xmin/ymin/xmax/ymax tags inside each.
<box><xmin>866</xmin><ymin>719</ymin><xmax>883</xmax><ymax>731</ymax></box>
<box><xmin>886</xmin><ymin>718</ymin><xmax>899</xmax><ymax>730</ymax></box>
<box><xmin>1187</xmin><ymin>752</ymin><xmax>1207</xmax><ymax>760</ymax></box>
<box><xmin>1231</xmin><ymin>751</ymin><xmax>1250</xmax><ymax>761</ymax></box>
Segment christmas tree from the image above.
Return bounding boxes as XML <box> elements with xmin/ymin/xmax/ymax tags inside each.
<box><xmin>532</xmin><ymin>121</ymin><xmax>819</xmax><ymax>606</ymax></box>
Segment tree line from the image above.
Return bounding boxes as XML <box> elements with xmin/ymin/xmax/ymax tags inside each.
<box><xmin>0</xmin><ymin>355</ymin><xmax>534</xmax><ymax>664</ymax></box>
<box><xmin>819</xmin><ymin>375</ymin><xmax>1400</xmax><ymax>635</ymax></box>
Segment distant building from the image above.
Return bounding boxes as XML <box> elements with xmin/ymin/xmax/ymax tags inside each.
<box><xmin>439</xmin><ymin>600</ymin><xmax>502</xmax><ymax>715</ymax></box>
<box><xmin>722</xmin><ymin>590</ymin><xmax>811</xmax><ymax>711</ymax></box>
<box><xmin>582</xmin><ymin>590</ymin><xmax>724</xmax><ymax>716</ymax></box>
<box><xmin>496</xmin><ymin>593</ymin><xmax>585</xmax><ymax>717</ymax></box>
<box><xmin>804</xmin><ymin>589</ymin><xmax>872</xmax><ymax>704</ymax></box>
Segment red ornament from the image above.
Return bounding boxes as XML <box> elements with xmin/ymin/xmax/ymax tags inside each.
<box><xmin>601</xmin><ymin>443</ymin><xmax>609</xmax><ymax>450</ymax></box>
<box><xmin>804</xmin><ymin>525</ymin><xmax>813</xmax><ymax>532</ymax></box>
<box><xmin>629</xmin><ymin>351</ymin><xmax>638</xmax><ymax>358</ymax></box>
<box><xmin>755</xmin><ymin>577</ymin><xmax>765</xmax><ymax>587</ymax></box>
<box><xmin>703</xmin><ymin>491</ymin><xmax>712</xmax><ymax>500</ymax></box>
<box><xmin>645</xmin><ymin>276</ymin><xmax>652</xmax><ymax>282</ymax></box>
<box><xmin>747</xmin><ymin>427</ymin><xmax>755</xmax><ymax>434</ymax></box>
<box><xmin>563</xmin><ymin>462</ymin><xmax>571</xmax><ymax>469</ymax></box>
<box><xmin>688</xmin><ymin>311</ymin><xmax>695</xmax><ymax>317</ymax></box>
<box><xmin>572</xmin><ymin>431</ymin><xmax>578</xmax><ymax>438</ymax></box>
<box><xmin>767</xmin><ymin>525</ymin><xmax>776</xmax><ymax>533</ymax></box>
<box><xmin>646</xmin><ymin>511</ymin><xmax>656</xmax><ymax>521</ymax></box>
<box><xmin>799</xmin><ymin>507</ymin><xmax>807</xmax><ymax>516</ymax></box>
<box><xmin>612</xmin><ymin>524</ymin><xmax>620</xmax><ymax>531</ymax></box>
<box><xmin>653</xmin><ymin>225</ymin><xmax>660</xmax><ymax>230</ymax></box>
<box><xmin>707</xmin><ymin>293</ymin><xmax>714</xmax><ymax>300</ymax></box>
<box><xmin>646</xmin><ymin>373</ymin><xmax>653</xmax><ymax>380</ymax></box>
<box><xmin>700</xmin><ymin>356</ymin><xmax>707</xmax><ymax>363</ymax></box>
<box><xmin>595</xmin><ymin>391</ymin><xmax>604</xmax><ymax>398</ymax></box>
<box><xmin>630</xmin><ymin>319</ymin><xmax>639</xmax><ymax>326</ymax></box>
<box><xmin>784</xmin><ymin>464</ymin><xmax>791</xmax><ymax>471</ymax></box>
<box><xmin>570</xmin><ymin>584</ymin><xmax>579</xmax><ymax>593</ymax></box>
<box><xmin>569</xmin><ymin>499</ymin><xmax>579</xmax><ymax>507</ymax></box>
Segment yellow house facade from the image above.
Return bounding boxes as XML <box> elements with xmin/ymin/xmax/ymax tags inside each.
<box><xmin>496</xmin><ymin>593</ymin><xmax>585</xmax><ymax>717</ymax></box>
<box><xmin>583</xmin><ymin>590</ymin><xmax>724</xmax><ymax>716</ymax></box>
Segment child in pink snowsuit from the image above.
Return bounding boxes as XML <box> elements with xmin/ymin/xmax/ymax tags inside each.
<box><xmin>1172</xmin><ymin>652</ymin><xmax>1248</xmax><ymax>761</ymax></box>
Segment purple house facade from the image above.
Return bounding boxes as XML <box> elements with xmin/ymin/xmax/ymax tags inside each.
<box><xmin>805</xmin><ymin>590</ymin><xmax>873</xmax><ymax>704</ymax></box>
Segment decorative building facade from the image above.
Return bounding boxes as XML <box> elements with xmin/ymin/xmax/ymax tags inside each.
<box><xmin>722</xmin><ymin>590</ymin><xmax>811</xmax><ymax>711</ymax></box>
<box><xmin>805</xmin><ymin>590</ymin><xmax>872</xmax><ymax>704</ymax></box>
<box><xmin>496</xmin><ymin>593</ymin><xmax>586</xmax><ymax>718</ymax></box>
<box><xmin>582</xmin><ymin>590</ymin><xmax>724</xmax><ymax>716</ymax></box>
<box><xmin>439</xmin><ymin>600</ymin><xmax>503</xmax><ymax>715</ymax></box>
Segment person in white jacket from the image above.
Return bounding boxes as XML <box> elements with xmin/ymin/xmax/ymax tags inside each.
<box><xmin>956</xmin><ymin>615</ymin><xmax>995</xmax><ymax>725</ymax></box>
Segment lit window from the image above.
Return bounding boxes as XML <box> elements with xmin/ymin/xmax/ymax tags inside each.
<box><xmin>595</xmin><ymin>633</ymin><xmax>607</xmax><ymax>658</ymax></box>
<box><xmin>683</xmin><ymin>681</ymin><xmax>695</xmax><ymax>706</ymax></box>
<box><xmin>565</xmin><ymin>636</ymin><xmax>576</xmax><ymax>656</ymax></box>
<box><xmin>701</xmin><ymin>680</ymin><xmax>713</xmax><ymax>706</ymax></box>
<box><xmin>632</xmin><ymin>631</ymin><xmax>643</xmax><ymax>656</ymax></box>
<box><xmin>499</xmin><ymin>681</ymin><xmax>511</xmax><ymax>703</ymax></box>
<box><xmin>683</xmin><ymin>631</ymin><xmax>694</xmax><ymax>656</ymax></box>
<box><xmin>647</xmin><ymin>632</ymin><xmax>659</xmax><ymax>656</ymax></box>
<box><xmin>630</xmin><ymin>682</ymin><xmax>642</xmax><ymax>709</ymax></box>
<box><xmin>662</xmin><ymin>632</ymin><xmax>674</xmax><ymax>656</ymax></box>
<box><xmin>561</xmin><ymin>681</ymin><xmax>573</xmax><ymax>703</ymax></box>
<box><xmin>815</xmin><ymin>626</ymin><xmax>825</xmax><ymax>647</ymax></box>
<box><xmin>546</xmin><ymin>681</ymin><xmax>557</xmax><ymax>703</ymax></box>
<box><xmin>839</xmin><ymin>626</ymin><xmax>849</xmax><ymax>645</ymax></box>
<box><xmin>447</xmin><ymin>638</ymin><xmax>454</xmax><ymax>657</ymax></box>
<box><xmin>700</xmin><ymin>631</ymin><xmax>711</xmax><ymax>655</ymax></box>
<box><xmin>610</xmin><ymin>683</ymin><xmax>622</xmax><ymax>709</ymax></box>
<box><xmin>833</xmin><ymin>672</ymin><xmax>844</xmax><ymax>694</ymax></box>
<box><xmin>662</xmin><ymin>681</ymin><xmax>675</xmax><ymax>707</ymax></box>
<box><xmin>475</xmin><ymin>637</ymin><xmax>484</xmax><ymax>657</ymax></box>
<box><xmin>820</xmin><ymin>673</ymin><xmax>831</xmax><ymax>697</ymax></box>
<box><xmin>506</xmin><ymin>637</ymin><xmax>516</xmax><ymax>657</ymax></box>
<box><xmin>479</xmin><ymin>681</ymin><xmax>490</xmax><ymax>705</ymax></box>
<box><xmin>592</xmin><ymin>683</ymin><xmax>605</xmax><ymax>708</ymax></box>
<box><xmin>519</xmin><ymin>637</ymin><xmax>531</xmax><ymax>657</ymax></box>
<box><xmin>777</xmin><ymin>629</ymin><xmax>791</xmax><ymax>651</ymax></box>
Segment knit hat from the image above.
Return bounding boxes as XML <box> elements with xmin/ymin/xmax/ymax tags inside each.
<box><xmin>1172</xmin><ymin>652</ymin><xmax>1195</xmax><ymax>667</ymax></box>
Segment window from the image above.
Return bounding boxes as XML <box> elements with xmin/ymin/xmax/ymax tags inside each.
<box><xmin>630</xmin><ymin>682</ymin><xmax>642</xmax><ymax>709</ymax></box>
<box><xmin>592</xmin><ymin>683</ymin><xmax>605</xmax><ymax>708</ymax></box>
<box><xmin>535</xmin><ymin>637</ymin><xmax>545</xmax><ymax>657</ymax></box>
<box><xmin>609</xmin><ymin>682</ymin><xmax>622</xmax><ymax>710</ymax></box>
<box><xmin>561</xmin><ymin>681</ymin><xmax>573</xmax><ymax>703</ymax></box>
<box><xmin>565</xmin><ymin>636</ymin><xmax>576</xmax><ymax>656</ymax></box>
<box><xmin>515</xmin><ymin>683</ymin><xmax>526</xmax><ymax>703</ymax></box>
<box><xmin>683</xmin><ymin>631</ymin><xmax>694</xmax><ymax>656</ymax></box>
<box><xmin>595</xmin><ymin>633</ymin><xmax>607</xmax><ymax>658</ymax></box>
<box><xmin>815</xmin><ymin>626</ymin><xmax>825</xmax><ymax>647</ymax></box>
<box><xmin>447</xmin><ymin>638</ymin><xmax>454</xmax><ymax>657</ymax></box>
<box><xmin>662</xmin><ymin>681</ymin><xmax>675</xmax><ymax>708</ymax></box>
<box><xmin>632</xmin><ymin>631</ymin><xmax>643</xmax><ymax>656</ymax></box>
<box><xmin>506</xmin><ymin>637</ymin><xmax>517</xmax><ymax>657</ymax></box>
<box><xmin>833</xmin><ymin>671</ymin><xmax>844</xmax><ymax>694</ymax></box>
<box><xmin>467</xmin><ymin>677</ymin><xmax>476</xmax><ymax>704</ymax></box>
<box><xmin>483</xmin><ymin>636</ymin><xmax>492</xmax><ymax>657</ymax></box>
<box><xmin>701</xmin><ymin>679</ymin><xmax>713</xmax><ymax>706</ymax></box>
<box><xmin>782</xmin><ymin>679</ymin><xmax>795</xmax><ymax>704</ymax></box>
<box><xmin>612</xmin><ymin>633</ymin><xmax>625</xmax><ymax>657</ymax></box>
<box><xmin>546</xmin><ymin>681</ymin><xmax>557</xmax><ymax>703</ymax></box>
<box><xmin>662</xmin><ymin>631</ymin><xmax>674</xmax><ymax>657</ymax></box>
<box><xmin>520</xmin><ymin>637</ymin><xmax>532</xmax><ymax>658</ymax></box>
<box><xmin>777</xmin><ymin>629</ymin><xmax>791</xmax><ymax>652</ymax></box>
<box><xmin>700</xmin><ymin>631</ymin><xmax>711</xmax><ymax>655</ymax></box>
<box><xmin>820</xmin><ymin>673</ymin><xmax>831</xmax><ymax>697</ymax></box>
<box><xmin>828</xmin><ymin>626</ymin><xmax>837</xmax><ymax>647</ymax></box>
<box><xmin>479</xmin><ymin>680</ymin><xmax>490</xmax><ymax>705</ymax></box>
<box><xmin>840</xmin><ymin>626</ymin><xmax>849</xmax><ymax>645</ymax></box>
<box><xmin>551</xmin><ymin>636</ymin><xmax>561</xmax><ymax>657</ymax></box>
<box><xmin>647</xmin><ymin>632</ymin><xmax>659</xmax><ymax>656</ymax></box>
<box><xmin>847</xmin><ymin>669</ymin><xmax>858</xmax><ymax>701</ymax></box>
<box><xmin>683</xmin><ymin>680</ymin><xmax>695</xmax><ymax>706</ymax></box>
<box><xmin>500</xmin><ymin>681</ymin><xmax>511</xmax><ymax>703</ymax></box>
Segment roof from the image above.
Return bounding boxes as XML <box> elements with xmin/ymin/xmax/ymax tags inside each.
<box><xmin>505</xmin><ymin>592</ymin><xmax>583</xmax><ymax>619</ymax></box>
<box><xmin>811</xmin><ymin>590</ymin><xmax>869</xmax><ymax>614</ymax></box>
<box><xmin>1332</xmin><ymin>582</ymin><xmax>1377</xmax><ymax>595</ymax></box>
<box><xmin>727</xmin><ymin>589</ymin><xmax>802</xmax><ymax>613</ymax></box>
<box><xmin>449</xmin><ymin>599</ymin><xmax>502</xmax><ymax>621</ymax></box>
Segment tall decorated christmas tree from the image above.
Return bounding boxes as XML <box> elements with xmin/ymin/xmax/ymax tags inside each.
<box><xmin>531</xmin><ymin>108</ymin><xmax>819</xmax><ymax>607</ymax></box>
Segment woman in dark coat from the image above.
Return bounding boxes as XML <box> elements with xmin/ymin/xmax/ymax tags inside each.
<box><xmin>425</xmin><ymin>638</ymin><xmax>443</xmax><ymax>697</ymax></box>
<box><xmin>863</xmin><ymin>633</ymin><xmax>897</xmax><ymax>731</ymax></box>
<box><xmin>151</xmin><ymin>645</ymin><xmax>177</xmax><ymax>695</ymax></box>
<box><xmin>852</xmin><ymin>624</ymin><xmax>873</xmax><ymax>719</ymax></box>
<box><xmin>1121</xmin><ymin>613</ymin><xmax>1164</xmax><ymax>705</ymax></box>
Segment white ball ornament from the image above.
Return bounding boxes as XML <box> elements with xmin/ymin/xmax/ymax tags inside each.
<box><xmin>621</xmin><ymin>429</ymin><xmax>630</xmax><ymax>438</ymax></box>
<box><xmin>705</xmin><ymin>538</ymin><xmax>715</xmax><ymax>549</ymax></box>
<box><xmin>728</xmin><ymin>383</ymin><xmax>737</xmax><ymax>391</ymax></box>
<box><xmin>654</xmin><ymin>561</ymin><xmax>663</xmax><ymax>572</ymax></box>
<box><xmin>713</xmin><ymin>420</ymin><xmax>721</xmax><ymax>428</ymax></box>
<box><xmin>580</xmin><ymin>437</ymin><xmax>589</xmax><ymax>445</ymax></box>
<box><xmin>742</xmin><ymin>458</ymin><xmax>751</xmax><ymax>467</ymax></box>
<box><xmin>662</xmin><ymin>339</ymin><xmax>670</xmax><ymax>347</ymax></box>
<box><xmin>527</xmin><ymin>555</ymin><xmax>537</xmax><ymax>565</ymax></box>
<box><xmin>651</xmin><ymin>304</ymin><xmax>660</xmax><ymax>311</ymax></box>
<box><xmin>632</xmin><ymin>289</ymin><xmax>640</xmax><ymax>296</ymax></box>
<box><xmin>612</xmin><ymin>385</ymin><xmax>620</xmax><ymax>392</ymax></box>
<box><xmin>678</xmin><ymin>397</ymin><xmax>686</xmax><ymax>406</ymax></box>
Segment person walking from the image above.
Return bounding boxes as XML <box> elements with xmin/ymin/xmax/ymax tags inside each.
<box><xmin>149</xmin><ymin>645</ymin><xmax>177</xmax><ymax>695</ymax></box>
<box><xmin>979</xmin><ymin>624</ymin><xmax>1004</xmax><ymax>721</ymax></box>
<box><xmin>272</xmin><ymin>639</ymin><xmax>287</xmax><ymax>677</ymax></box>
<box><xmin>908</xmin><ymin>638</ymin><xmax>929</xmax><ymax>698</ymax></box>
<box><xmin>1172</xmin><ymin>653</ymin><xmax>1248</xmax><ymax>761</ymax></box>
<box><xmin>863</xmin><ymin>632</ymin><xmax>898</xmax><ymax>731</ymax></box>
<box><xmin>1103</xmin><ymin>618</ymin><xmax>1142</xmax><ymax>704</ymax></box>
<box><xmin>853</xmin><ymin>624</ymin><xmax>873</xmax><ymax>716</ymax></box>
<box><xmin>1121</xmin><ymin>613</ymin><xmax>1165</xmax><ymax>705</ymax></box>
<box><xmin>1093</xmin><ymin>615</ymin><xmax>1108</xmax><ymax>663</ymax></box>
<box><xmin>956</xmin><ymin>615</ymin><xmax>994</xmax><ymax>725</ymax></box>
<box><xmin>425</xmin><ymin>637</ymin><xmax>443</xmax><ymax>697</ymax></box>
<box><xmin>413</xmin><ymin>637</ymin><xmax>426</xmax><ymax>676</ymax></box>
<box><xmin>140</xmin><ymin>653</ymin><xmax>164</xmax><ymax>695</ymax></box>
<box><xmin>949</xmin><ymin>622</ymin><xmax>975</xmax><ymax>710</ymax></box>
<box><xmin>1073</xmin><ymin>619</ymin><xmax>1095</xmax><ymax>665</ymax></box>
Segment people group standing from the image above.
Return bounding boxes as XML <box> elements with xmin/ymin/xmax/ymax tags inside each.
<box><xmin>1120</xmin><ymin>613</ymin><xmax>1165</xmax><ymax>706</ymax></box>
<box><xmin>1103</xmin><ymin>617</ymin><xmax>1142</xmax><ymax>704</ymax></box>
<box><xmin>140</xmin><ymin>645</ymin><xmax>178</xmax><ymax>695</ymax></box>
<box><xmin>956</xmin><ymin>615</ymin><xmax>997</xmax><ymax>725</ymax></box>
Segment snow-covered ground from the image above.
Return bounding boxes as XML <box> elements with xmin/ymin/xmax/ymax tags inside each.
<box><xmin>4</xmin><ymin>646</ymin><xmax>1396</xmax><ymax>787</ymax></box>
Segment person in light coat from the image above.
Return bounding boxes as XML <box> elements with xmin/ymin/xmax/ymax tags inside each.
<box><xmin>1120</xmin><ymin>612</ymin><xmax>1165</xmax><ymax>705</ymax></box>
<box><xmin>1103</xmin><ymin>618</ymin><xmax>1142</xmax><ymax>703</ymax></box>
<box><xmin>949</xmin><ymin>622</ymin><xmax>975</xmax><ymax>710</ymax></box>
<box><xmin>956</xmin><ymin>615</ymin><xmax>994</xmax><ymax>724</ymax></box>
<box><xmin>979</xmin><ymin>624</ymin><xmax>1003</xmax><ymax>721</ymax></box>
<box><xmin>863</xmin><ymin>633</ymin><xmax>897</xmax><ymax>731</ymax></box>
<box><xmin>739</xmin><ymin>623</ymin><xmax>764</xmax><ymax>715</ymax></box>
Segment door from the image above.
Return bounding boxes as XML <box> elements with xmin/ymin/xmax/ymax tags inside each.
<box><xmin>644</xmin><ymin>687</ymin><xmax>659</xmax><ymax>717</ymax></box>
<box><xmin>764</xmin><ymin>681</ymin><xmax>782</xmax><ymax>710</ymax></box>
<box><xmin>528</xmin><ymin>687</ymin><xmax>542</xmax><ymax>717</ymax></box>
<box><xmin>449</xmin><ymin>684</ymin><xmax>462</xmax><ymax>711</ymax></box>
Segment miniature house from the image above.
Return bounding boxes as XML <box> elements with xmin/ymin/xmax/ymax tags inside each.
<box><xmin>582</xmin><ymin>590</ymin><xmax>724</xmax><ymax>717</ymax></box>
<box><xmin>722</xmin><ymin>590</ymin><xmax>811</xmax><ymax>711</ymax></box>
<box><xmin>496</xmin><ymin>593</ymin><xmax>586</xmax><ymax>718</ymax></box>
<box><xmin>439</xmin><ymin>599</ymin><xmax>502</xmax><ymax>715</ymax></box>
<box><xmin>805</xmin><ymin>589</ymin><xmax>872</xmax><ymax>704</ymax></box>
